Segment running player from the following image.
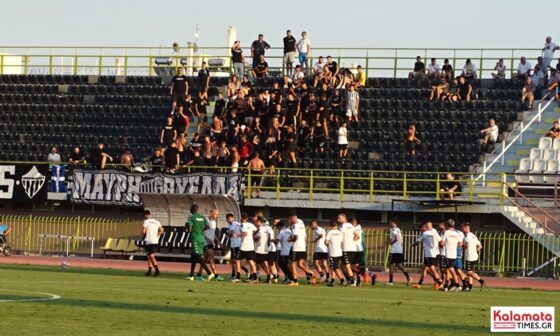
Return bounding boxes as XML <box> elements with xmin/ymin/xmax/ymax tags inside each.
<box><xmin>277</xmin><ymin>220</ymin><xmax>293</xmax><ymax>283</ymax></box>
<box><xmin>142</xmin><ymin>210</ymin><xmax>163</xmax><ymax>277</ymax></box>
<box><xmin>288</xmin><ymin>213</ymin><xmax>315</xmax><ymax>286</ymax></box>
<box><xmin>411</xmin><ymin>221</ymin><xmax>444</xmax><ymax>289</ymax></box>
<box><xmin>226</xmin><ymin>213</ymin><xmax>242</xmax><ymax>283</ymax></box>
<box><xmin>239</xmin><ymin>213</ymin><xmax>258</xmax><ymax>283</ymax></box>
<box><xmin>264</xmin><ymin>216</ymin><xmax>279</xmax><ymax>283</ymax></box>
<box><xmin>325</xmin><ymin>220</ymin><xmax>346</xmax><ymax>287</ymax></box>
<box><xmin>339</xmin><ymin>213</ymin><xmax>356</xmax><ymax>286</ymax></box>
<box><xmin>387</xmin><ymin>218</ymin><xmax>412</xmax><ymax>286</ymax></box>
<box><xmin>440</xmin><ymin>219</ymin><xmax>461</xmax><ymax>291</ymax></box>
<box><xmin>197</xmin><ymin>208</ymin><xmax>223</xmax><ymax>280</ymax></box>
<box><xmin>254</xmin><ymin>216</ymin><xmax>271</xmax><ymax>283</ymax></box>
<box><xmin>462</xmin><ymin>222</ymin><xmax>485</xmax><ymax>291</ymax></box>
<box><xmin>452</xmin><ymin>221</ymin><xmax>468</xmax><ymax>290</ymax></box>
<box><xmin>351</xmin><ymin>217</ymin><xmax>368</xmax><ymax>286</ymax></box>
<box><xmin>311</xmin><ymin>220</ymin><xmax>329</xmax><ymax>282</ymax></box>
<box><xmin>186</xmin><ymin>204</ymin><xmax>215</xmax><ymax>281</ymax></box>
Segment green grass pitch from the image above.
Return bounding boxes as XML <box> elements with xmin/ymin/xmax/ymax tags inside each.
<box><xmin>1</xmin><ymin>264</ymin><xmax>558</xmax><ymax>335</ymax></box>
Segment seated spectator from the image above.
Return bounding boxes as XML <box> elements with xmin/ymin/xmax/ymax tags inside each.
<box><xmin>440</xmin><ymin>173</ymin><xmax>462</xmax><ymax>200</ymax></box>
<box><xmin>408</xmin><ymin>56</ymin><xmax>425</xmax><ymax>80</ymax></box>
<box><xmin>516</xmin><ymin>57</ymin><xmax>532</xmax><ymax>80</ymax></box>
<box><xmin>546</xmin><ymin>120</ymin><xmax>560</xmax><ymax>139</ymax></box>
<box><xmin>313</xmin><ymin>65</ymin><xmax>332</xmax><ymax>87</ymax></box>
<box><xmin>449</xmin><ymin>76</ymin><xmax>472</xmax><ymax>102</ymax></box>
<box><xmin>345</xmin><ymin>84</ymin><xmax>360</xmax><ymax>122</ymax></box>
<box><xmin>535</xmin><ymin>57</ymin><xmax>546</xmax><ymax>75</ymax></box>
<box><xmin>405</xmin><ymin>124</ymin><xmax>421</xmax><ymax>157</ymax></box>
<box><xmin>227</xmin><ymin>75</ymin><xmax>241</xmax><ymax>98</ymax></box>
<box><xmin>442</xmin><ymin>58</ymin><xmax>454</xmax><ymax>81</ymax></box>
<box><xmin>491</xmin><ymin>58</ymin><xmax>506</xmax><ymax>80</ymax></box>
<box><xmin>48</xmin><ymin>146</ymin><xmax>61</xmax><ymax>167</ymax></box>
<box><xmin>119</xmin><ymin>148</ymin><xmax>134</xmax><ymax>171</ymax></box>
<box><xmin>462</xmin><ymin>58</ymin><xmax>477</xmax><ymax>81</ymax></box>
<box><xmin>547</xmin><ymin>69</ymin><xmax>560</xmax><ymax>102</ymax></box>
<box><xmin>429</xmin><ymin>78</ymin><xmax>449</xmax><ymax>101</ymax></box>
<box><xmin>163</xmin><ymin>142</ymin><xmax>180</xmax><ymax>173</ymax></box>
<box><xmin>521</xmin><ymin>77</ymin><xmax>536</xmax><ymax>109</ymax></box>
<box><xmin>91</xmin><ymin>143</ymin><xmax>113</xmax><ymax>170</ymax></box>
<box><xmin>283</xmin><ymin>65</ymin><xmax>305</xmax><ymax>89</ymax></box>
<box><xmin>531</xmin><ymin>66</ymin><xmax>546</xmax><ymax>99</ymax></box>
<box><xmin>313</xmin><ymin>56</ymin><xmax>327</xmax><ymax>76</ymax></box>
<box><xmin>69</xmin><ymin>146</ymin><xmax>85</xmax><ymax>165</ymax></box>
<box><xmin>354</xmin><ymin>65</ymin><xmax>366</xmax><ymax>88</ymax></box>
<box><xmin>251</xmin><ymin>55</ymin><xmax>269</xmax><ymax>78</ymax></box>
<box><xmin>427</xmin><ymin>58</ymin><xmax>441</xmax><ymax>79</ymax></box>
<box><xmin>160</xmin><ymin>116</ymin><xmax>177</xmax><ymax>146</ymax></box>
<box><xmin>480</xmin><ymin>118</ymin><xmax>499</xmax><ymax>146</ymax></box>
<box><xmin>338</xmin><ymin>121</ymin><xmax>348</xmax><ymax>158</ymax></box>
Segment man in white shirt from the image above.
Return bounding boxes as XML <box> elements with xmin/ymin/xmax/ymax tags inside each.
<box><xmin>142</xmin><ymin>210</ymin><xmax>163</xmax><ymax>276</ymax></box>
<box><xmin>311</xmin><ymin>220</ymin><xmax>329</xmax><ymax>282</ymax></box>
<box><xmin>226</xmin><ymin>213</ymin><xmax>243</xmax><ymax>283</ymax></box>
<box><xmin>325</xmin><ymin>220</ymin><xmax>345</xmax><ymax>287</ymax></box>
<box><xmin>276</xmin><ymin>220</ymin><xmax>293</xmax><ymax>283</ymax></box>
<box><xmin>387</xmin><ymin>218</ymin><xmax>412</xmax><ymax>286</ymax></box>
<box><xmin>462</xmin><ymin>58</ymin><xmax>477</xmax><ymax>81</ymax></box>
<box><xmin>239</xmin><ymin>213</ymin><xmax>258</xmax><ymax>283</ymax></box>
<box><xmin>297</xmin><ymin>31</ymin><xmax>311</xmax><ymax>74</ymax></box>
<box><xmin>516</xmin><ymin>57</ymin><xmax>532</xmax><ymax>80</ymax></box>
<box><xmin>264</xmin><ymin>216</ymin><xmax>279</xmax><ymax>283</ymax></box>
<box><xmin>440</xmin><ymin>219</ymin><xmax>462</xmax><ymax>291</ymax></box>
<box><xmin>480</xmin><ymin>118</ymin><xmax>499</xmax><ymax>146</ymax></box>
<box><xmin>254</xmin><ymin>216</ymin><xmax>271</xmax><ymax>283</ymax></box>
<box><xmin>339</xmin><ymin>213</ymin><xmax>357</xmax><ymax>286</ymax></box>
<box><xmin>313</xmin><ymin>56</ymin><xmax>326</xmax><ymax>76</ymax></box>
<box><xmin>543</xmin><ymin>36</ymin><xmax>559</xmax><ymax>70</ymax></box>
<box><xmin>427</xmin><ymin>58</ymin><xmax>441</xmax><ymax>79</ymax></box>
<box><xmin>462</xmin><ymin>222</ymin><xmax>485</xmax><ymax>291</ymax></box>
<box><xmin>411</xmin><ymin>221</ymin><xmax>444</xmax><ymax>289</ymax></box>
<box><xmin>288</xmin><ymin>213</ymin><xmax>315</xmax><ymax>286</ymax></box>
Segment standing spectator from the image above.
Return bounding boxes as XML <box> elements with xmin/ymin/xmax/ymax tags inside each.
<box><xmin>251</xmin><ymin>34</ymin><xmax>271</xmax><ymax>68</ymax></box>
<box><xmin>338</xmin><ymin>121</ymin><xmax>348</xmax><ymax>158</ymax></box>
<box><xmin>251</xmin><ymin>55</ymin><xmax>269</xmax><ymax>78</ymax></box>
<box><xmin>213</xmin><ymin>92</ymin><xmax>227</xmax><ymax>121</ymax></box>
<box><xmin>440</xmin><ymin>173</ymin><xmax>462</xmax><ymax>200</ymax></box>
<box><xmin>231</xmin><ymin>41</ymin><xmax>245</xmax><ymax>80</ymax></box>
<box><xmin>142</xmin><ymin>210</ymin><xmax>163</xmax><ymax>277</ymax></box>
<box><xmin>195</xmin><ymin>90</ymin><xmax>208</xmax><ymax>134</ymax></box>
<box><xmin>163</xmin><ymin>142</ymin><xmax>180</xmax><ymax>173</ymax></box>
<box><xmin>542</xmin><ymin>36</ymin><xmax>559</xmax><ymax>70</ymax></box>
<box><xmin>170</xmin><ymin>67</ymin><xmax>188</xmax><ymax>112</ymax></box>
<box><xmin>462</xmin><ymin>58</ymin><xmax>477</xmax><ymax>81</ymax></box>
<box><xmin>149</xmin><ymin>148</ymin><xmax>163</xmax><ymax>172</ymax></box>
<box><xmin>119</xmin><ymin>148</ymin><xmax>134</xmax><ymax>171</ymax></box>
<box><xmin>297</xmin><ymin>31</ymin><xmax>311</xmax><ymax>75</ymax></box>
<box><xmin>546</xmin><ymin>120</ymin><xmax>560</xmax><ymax>139</ymax></box>
<box><xmin>442</xmin><ymin>58</ymin><xmax>454</xmax><ymax>81</ymax></box>
<box><xmin>91</xmin><ymin>143</ymin><xmax>113</xmax><ymax>170</ymax></box>
<box><xmin>491</xmin><ymin>58</ymin><xmax>506</xmax><ymax>80</ymax></box>
<box><xmin>283</xmin><ymin>30</ymin><xmax>297</xmax><ymax>76</ymax></box>
<box><xmin>248</xmin><ymin>153</ymin><xmax>265</xmax><ymax>198</ymax></box>
<box><xmin>516</xmin><ymin>57</ymin><xmax>532</xmax><ymax>80</ymax></box>
<box><xmin>345</xmin><ymin>84</ymin><xmax>360</xmax><ymax>122</ymax></box>
<box><xmin>427</xmin><ymin>58</ymin><xmax>441</xmax><ymax>79</ymax></box>
<box><xmin>408</xmin><ymin>56</ymin><xmax>425</xmax><ymax>80</ymax></box>
<box><xmin>173</xmin><ymin>104</ymin><xmax>188</xmax><ymax>137</ymax></box>
<box><xmin>405</xmin><ymin>124</ymin><xmax>421</xmax><ymax>157</ymax></box>
<box><xmin>69</xmin><ymin>146</ymin><xmax>85</xmax><ymax>165</ymax></box>
<box><xmin>535</xmin><ymin>57</ymin><xmax>546</xmax><ymax>75</ymax></box>
<box><xmin>354</xmin><ymin>65</ymin><xmax>366</xmax><ymax>88</ymax></box>
<box><xmin>197</xmin><ymin>62</ymin><xmax>210</xmax><ymax>92</ymax></box>
<box><xmin>160</xmin><ymin>116</ymin><xmax>177</xmax><ymax>146</ymax></box>
<box><xmin>48</xmin><ymin>146</ymin><xmax>61</xmax><ymax>167</ymax></box>
<box><xmin>480</xmin><ymin>118</ymin><xmax>499</xmax><ymax>146</ymax></box>
<box><xmin>285</xmin><ymin>126</ymin><xmax>298</xmax><ymax>166</ymax></box>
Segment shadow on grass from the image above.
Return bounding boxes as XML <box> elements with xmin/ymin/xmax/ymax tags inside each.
<box><xmin>27</xmin><ymin>297</ymin><xmax>487</xmax><ymax>332</ymax></box>
<box><xmin>0</xmin><ymin>263</ymin><xmax>185</xmax><ymax>278</ymax></box>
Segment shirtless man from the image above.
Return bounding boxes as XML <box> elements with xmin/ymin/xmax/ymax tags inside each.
<box><xmin>248</xmin><ymin>152</ymin><xmax>265</xmax><ymax>198</ymax></box>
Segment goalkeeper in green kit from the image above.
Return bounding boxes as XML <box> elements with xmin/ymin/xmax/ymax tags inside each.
<box><xmin>186</xmin><ymin>204</ymin><xmax>216</xmax><ymax>281</ymax></box>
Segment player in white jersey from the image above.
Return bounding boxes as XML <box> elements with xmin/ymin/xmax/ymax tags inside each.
<box><xmin>325</xmin><ymin>220</ymin><xmax>346</xmax><ymax>287</ymax></box>
<box><xmin>311</xmin><ymin>220</ymin><xmax>329</xmax><ymax>282</ymax></box>
<box><xmin>350</xmin><ymin>217</ymin><xmax>372</xmax><ymax>286</ymax></box>
<box><xmin>411</xmin><ymin>221</ymin><xmax>444</xmax><ymax>289</ymax></box>
<box><xmin>254</xmin><ymin>216</ymin><xmax>272</xmax><ymax>283</ymax></box>
<box><xmin>462</xmin><ymin>222</ymin><xmax>485</xmax><ymax>291</ymax></box>
<box><xmin>439</xmin><ymin>220</ymin><xmax>462</xmax><ymax>291</ymax></box>
<box><xmin>142</xmin><ymin>210</ymin><xmax>163</xmax><ymax>276</ymax></box>
<box><xmin>387</xmin><ymin>218</ymin><xmax>412</xmax><ymax>285</ymax></box>
<box><xmin>226</xmin><ymin>213</ymin><xmax>243</xmax><ymax>283</ymax></box>
<box><xmin>276</xmin><ymin>220</ymin><xmax>294</xmax><ymax>283</ymax></box>
<box><xmin>287</xmin><ymin>213</ymin><xmax>316</xmax><ymax>286</ymax></box>
<box><xmin>338</xmin><ymin>213</ymin><xmax>356</xmax><ymax>285</ymax></box>
<box><xmin>197</xmin><ymin>209</ymin><xmax>223</xmax><ymax>280</ymax></box>
<box><xmin>239</xmin><ymin>213</ymin><xmax>258</xmax><ymax>283</ymax></box>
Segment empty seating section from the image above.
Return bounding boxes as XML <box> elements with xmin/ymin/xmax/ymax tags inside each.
<box><xmin>516</xmin><ymin>138</ymin><xmax>560</xmax><ymax>184</ymax></box>
<box><xmin>0</xmin><ymin>74</ymin><xmax>525</xmax><ymax>193</ymax></box>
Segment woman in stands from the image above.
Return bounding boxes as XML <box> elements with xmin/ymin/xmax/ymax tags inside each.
<box><xmin>405</xmin><ymin>124</ymin><xmax>421</xmax><ymax>157</ymax></box>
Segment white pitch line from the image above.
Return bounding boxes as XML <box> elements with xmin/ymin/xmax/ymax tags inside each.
<box><xmin>0</xmin><ymin>289</ymin><xmax>61</xmax><ymax>302</ymax></box>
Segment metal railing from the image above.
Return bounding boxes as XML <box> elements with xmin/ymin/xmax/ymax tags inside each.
<box><xmin>0</xmin><ymin>45</ymin><xmax>543</xmax><ymax>78</ymax></box>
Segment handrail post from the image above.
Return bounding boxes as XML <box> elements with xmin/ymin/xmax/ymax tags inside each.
<box><xmin>479</xmin><ymin>49</ymin><xmax>483</xmax><ymax>80</ymax></box>
<box><xmin>340</xmin><ymin>171</ymin><xmax>344</xmax><ymax>202</ymax></box>
<box><xmin>510</xmin><ymin>49</ymin><xmax>514</xmax><ymax>79</ymax></box>
<box><xmin>247</xmin><ymin>168</ymin><xmax>252</xmax><ymax>199</ymax></box>
<box><xmin>519</xmin><ymin>122</ymin><xmax>523</xmax><ymax>144</ymax></box>
<box><xmin>469</xmin><ymin>174</ymin><xmax>474</xmax><ymax>202</ymax></box>
<box><xmin>0</xmin><ymin>51</ymin><xmax>3</xmax><ymax>75</ymax></box>
<box><xmin>369</xmin><ymin>171</ymin><xmax>374</xmax><ymax>203</ymax></box>
<box><xmin>393</xmin><ymin>49</ymin><xmax>398</xmax><ymax>78</ymax></box>
<box><xmin>275</xmin><ymin>169</ymin><xmax>280</xmax><ymax>200</ymax></box>
<box><xmin>98</xmin><ymin>53</ymin><xmax>102</xmax><ymax>76</ymax></box>
<box><xmin>365</xmin><ymin>49</ymin><xmax>369</xmax><ymax>78</ymax></box>
<box><xmin>435</xmin><ymin>173</ymin><xmax>440</xmax><ymax>200</ymax></box>
<box><xmin>499</xmin><ymin>172</ymin><xmax>505</xmax><ymax>206</ymax></box>
<box><xmin>403</xmin><ymin>173</ymin><xmax>407</xmax><ymax>199</ymax></box>
<box><xmin>501</xmin><ymin>141</ymin><xmax>505</xmax><ymax>165</ymax></box>
<box><xmin>73</xmin><ymin>49</ymin><xmax>78</xmax><ymax>75</ymax></box>
<box><xmin>23</xmin><ymin>55</ymin><xmax>28</xmax><ymax>75</ymax></box>
<box><xmin>124</xmin><ymin>54</ymin><xmax>128</xmax><ymax>77</ymax></box>
<box><xmin>538</xmin><ymin>102</ymin><xmax>542</xmax><ymax>122</ymax></box>
<box><xmin>309</xmin><ymin>170</ymin><xmax>314</xmax><ymax>201</ymax></box>
<box><xmin>482</xmin><ymin>161</ymin><xmax>487</xmax><ymax>187</ymax></box>
<box><xmin>49</xmin><ymin>49</ymin><xmax>53</xmax><ymax>75</ymax></box>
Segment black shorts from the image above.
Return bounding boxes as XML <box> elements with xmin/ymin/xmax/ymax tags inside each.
<box><xmin>437</xmin><ymin>255</ymin><xmax>444</xmax><ymax>269</ymax></box>
<box><xmin>313</xmin><ymin>252</ymin><xmax>328</xmax><ymax>261</ymax></box>
<box><xmin>464</xmin><ymin>260</ymin><xmax>478</xmax><ymax>272</ymax></box>
<box><xmin>255</xmin><ymin>253</ymin><xmax>269</xmax><ymax>265</ymax></box>
<box><xmin>389</xmin><ymin>253</ymin><xmax>405</xmax><ymax>265</ymax></box>
<box><xmin>423</xmin><ymin>257</ymin><xmax>437</xmax><ymax>267</ymax></box>
<box><xmin>145</xmin><ymin>244</ymin><xmax>158</xmax><ymax>255</ymax></box>
<box><xmin>267</xmin><ymin>251</ymin><xmax>278</xmax><ymax>264</ymax></box>
<box><xmin>172</xmin><ymin>92</ymin><xmax>185</xmax><ymax>103</ymax></box>
<box><xmin>230</xmin><ymin>247</ymin><xmax>241</xmax><ymax>260</ymax></box>
<box><xmin>239</xmin><ymin>250</ymin><xmax>255</xmax><ymax>261</ymax></box>
<box><xmin>343</xmin><ymin>251</ymin><xmax>361</xmax><ymax>265</ymax></box>
<box><xmin>443</xmin><ymin>257</ymin><xmax>456</xmax><ymax>270</ymax></box>
<box><xmin>329</xmin><ymin>256</ymin><xmax>342</xmax><ymax>270</ymax></box>
<box><xmin>205</xmin><ymin>243</ymin><xmax>218</xmax><ymax>250</ymax></box>
<box><xmin>290</xmin><ymin>250</ymin><xmax>307</xmax><ymax>262</ymax></box>
<box><xmin>338</xmin><ymin>144</ymin><xmax>348</xmax><ymax>151</ymax></box>
<box><xmin>251</xmin><ymin>174</ymin><xmax>263</xmax><ymax>186</ymax></box>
